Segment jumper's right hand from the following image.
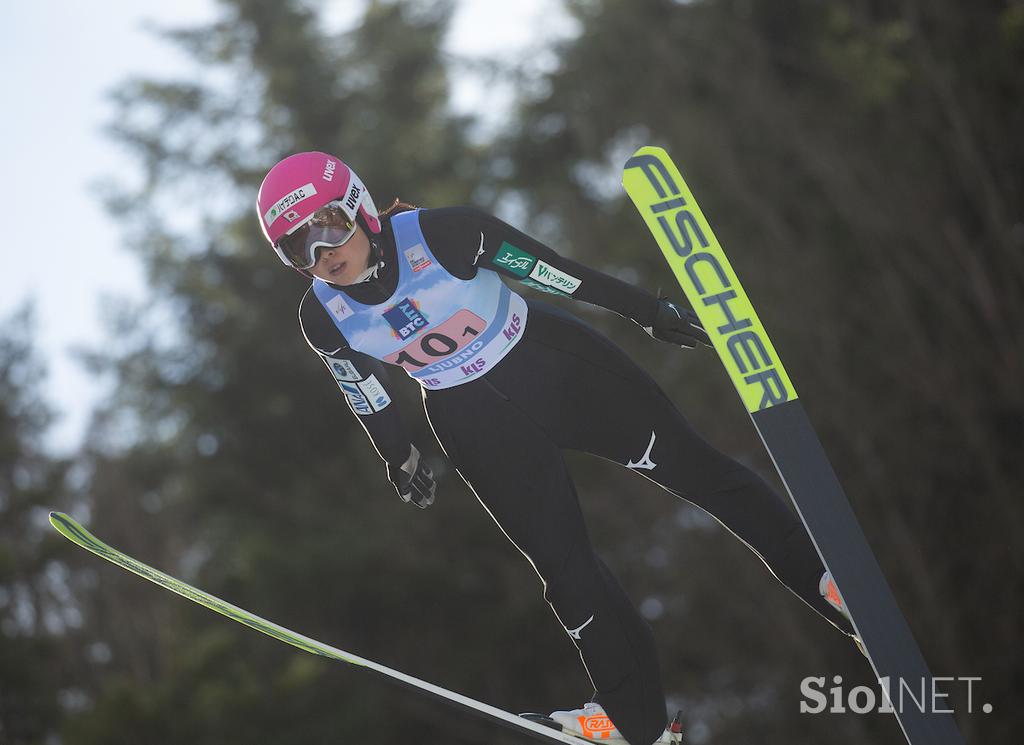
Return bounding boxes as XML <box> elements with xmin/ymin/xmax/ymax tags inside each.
<box><xmin>387</xmin><ymin>444</ymin><xmax>436</xmax><ymax>509</ymax></box>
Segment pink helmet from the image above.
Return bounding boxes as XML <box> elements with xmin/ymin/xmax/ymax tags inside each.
<box><xmin>257</xmin><ymin>151</ymin><xmax>381</xmax><ymax>250</ymax></box>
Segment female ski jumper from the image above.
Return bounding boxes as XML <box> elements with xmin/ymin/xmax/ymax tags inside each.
<box><xmin>296</xmin><ymin>205</ymin><xmax>854</xmax><ymax>745</ymax></box>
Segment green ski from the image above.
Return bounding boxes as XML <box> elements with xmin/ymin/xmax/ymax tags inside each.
<box><xmin>622</xmin><ymin>145</ymin><xmax>965</xmax><ymax>745</ymax></box>
<box><xmin>48</xmin><ymin>511</ymin><xmax>595</xmax><ymax>745</ymax></box>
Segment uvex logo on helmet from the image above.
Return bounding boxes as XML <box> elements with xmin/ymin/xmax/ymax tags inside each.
<box><xmin>323</xmin><ymin>159</ymin><xmax>337</xmax><ymax>181</ymax></box>
<box><xmin>345</xmin><ymin>183</ymin><xmax>362</xmax><ymax>212</ymax></box>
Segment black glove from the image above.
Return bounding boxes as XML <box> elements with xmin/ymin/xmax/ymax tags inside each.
<box><xmin>387</xmin><ymin>444</ymin><xmax>436</xmax><ymax>509</ymax></box>
<box><xmin>642</xmin><ymin>298</ymin><xmax>711</xmax><ymax>349</ymax></box>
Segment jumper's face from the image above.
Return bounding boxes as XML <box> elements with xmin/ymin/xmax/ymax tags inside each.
<box><xmin>309</xmin><ymin>225</ymin><xmax>372</xmax><ymax>285</ymax></box>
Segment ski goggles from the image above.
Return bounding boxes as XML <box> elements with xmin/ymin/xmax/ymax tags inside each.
<box><xmin>274</xmin><ymin>201</ymin><xmax>358</xmax><ymax>270</ymax></box>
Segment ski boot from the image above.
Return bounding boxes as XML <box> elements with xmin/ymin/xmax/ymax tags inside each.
<box><xmin>522</xmin><ymin>703</ymin><xmax>683</xmax><ymax>744</ymax></box>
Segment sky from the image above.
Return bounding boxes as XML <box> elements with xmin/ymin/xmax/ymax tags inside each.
<box><xmin>1</xmin><ymin>0</ymin><xmax>574</xmax><ymax>454</ymax></box>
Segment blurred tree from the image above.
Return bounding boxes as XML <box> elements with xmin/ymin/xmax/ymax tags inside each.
<box><xmin>0</xmin><ymin>306</ymin><xmax>73</xmax><ymax>745</ymax></box>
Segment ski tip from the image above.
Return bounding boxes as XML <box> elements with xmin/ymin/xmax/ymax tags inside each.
<box><xmin>626</xmin><ymin>144</ymin><xmax>667</xmax><ymax>160</ymax></box>
<box><xmin>49</xmin><ymin>511</ymin><xmax>77</xmax><ymax>537</ymax></box>
<box><xmin>49</xmin><ymin>512</ymin><xmax>69</xmax><ymax>538</ymax></box>
<box><xmin>49</xmin><ymin>511</ymin><xmax>66</xmax><ymax>533</ymax></box>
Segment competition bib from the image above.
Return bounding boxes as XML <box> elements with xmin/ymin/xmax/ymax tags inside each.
<box><xmin>313</xmin><ymin>210</ymin><xmax>527</xmax><ymax>389</ymax></box>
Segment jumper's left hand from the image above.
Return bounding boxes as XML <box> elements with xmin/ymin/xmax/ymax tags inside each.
<box><xmin>387</xmin><ymin>444</ymin><xmax>437</xmax><ymax>509</ymax></box>
<box><xmin>643</xmin><ymin>298</ymin><xmax>711</xmax><ymax>349</ymax></box>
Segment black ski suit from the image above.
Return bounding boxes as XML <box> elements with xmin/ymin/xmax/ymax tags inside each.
<box><xmin>299</xmin><ymin>206</ymin><xmax>852</xmax><ymax>745</ymax></box>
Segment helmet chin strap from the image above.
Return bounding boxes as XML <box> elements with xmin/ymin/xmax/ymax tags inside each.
<box><xmin>350</xmin><ymin>234</ymin><xmax>386</xmax><ymax>285</ymax></box>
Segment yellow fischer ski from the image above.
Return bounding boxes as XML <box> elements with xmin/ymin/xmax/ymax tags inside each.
<box><xmin>623</xmin><ymin>146</ymin><xmax>965</xmax><ymax>745</ymax></box>
<box><xmin>622</xmin><ymin>146</ymin><xmax>795</xmax><ymax>414</ymax></box>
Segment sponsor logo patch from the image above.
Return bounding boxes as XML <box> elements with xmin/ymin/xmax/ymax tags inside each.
<box><xmin>339</xmin><ymin>376</ymin><xmax>391</xmax><ymax>414</ymax></box>
<box><xmin>357</xmin><ymin>374</ymin><xmax>391</xmax><ymax>411</ymax></box>
<box><xmin>491</xmin><ymin>242</ymin><xmax>536</xmax><ymax>277</ymax></box>
<box><xmin>328</xmin><ymin>357</ymin><xmax>361</xmax><ymax>382</ymax></box>
<box><xmin>383</xmin><ymin>297</ymin><xmax>428</xmax><ymax>340</ymax></box>
<box><xmin>528</xmin><ymin>260</ymin><xmax>581</xmax><ymax>295</ymax></box>
<box><xmin>325</xmin><ymin>295</ymin><xmax>354</xmax><ymax>322</ymax></box>
<box><xmin>404</xmin><ymin>244</ymin><xmax>433</xmax><ymax>273</ymax></box>
<box><xmin>264</xmin><ymin>183</ymin><xmax>317</xmax><ymax>225</ymax></box>
<box><xmin>340</xmin><ymin>381</ymin><xmax>373</xmax><ymax>416</ymax></box>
